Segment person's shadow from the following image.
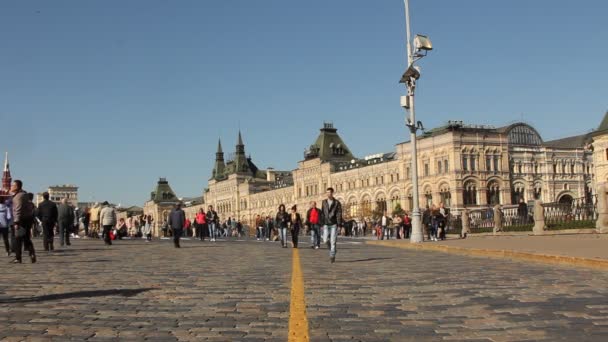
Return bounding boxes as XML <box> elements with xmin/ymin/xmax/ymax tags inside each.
<box><xmin>0</xmin><ymin>288</ymin><xmax>153</xmax><ymax>304</ymax></box>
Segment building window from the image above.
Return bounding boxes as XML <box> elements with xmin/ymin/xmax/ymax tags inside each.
<box><xmin>571</xmin><ymin>164</ymin><xmax>575</xmax><ymax>174</ymax></box>
<box><xmin>470</xmin><ymin>156</ymin><xmax>476</xmax><ymax>171</ymax></box>
<box><xmin>463</xmin><ymin>156</ymin><xmax>468</xmax><ymax>171</ymax></box>
<box><xmin>487</xmin><ymin>182</ymin><xmax>500</xmax><ymax>206</ymax></box>
<box><xmin>463</xmin><ymin>182</ymin><xmax>477</xmax><ymax>206</ymax></box>
<box><xmin>534</xmin><ymin>164</ymin><xmax>538</xmax><ymax>174</ymax></box>
<box><xmin>553</xmin><ymin>163</ymin><xmax>557</xmax><ymax>174</ymax></box>
<box><xmin>486</xmin><ymin>156</ymin><xmax>492</xmax><ymax>171</ymax></box>
<box><xmin>444</xmin><ymin>160</ymin><xmax>449</xmax><ymax>173</ymax></box>
<box><xmin>406</xmin><ymin>167</ymin><xmax>411</xmax><ymax>179</ymax></box>
<box><xmin>493</xmin><ymin>156</ymin><xmax>499</xmax><ymax>172</ymax></box>
<box><xmin>606</xmin><ymin>148</ymin><xmax>608</xmax><ymax>160</ymax></box>
<box><xmin>437</xmin><ymin>160</ymin><xmax>442</xmax><ymax>174</ymax></box>
<box><xmin>424</xmin><ymin>163</ymin><xmax>429</xmax><ymax>177</ymax></box>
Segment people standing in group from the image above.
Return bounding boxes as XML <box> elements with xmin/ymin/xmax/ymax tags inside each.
<box><xmin>10</xmin><ymin>180</ymin><xmax>36</xmax><ymax>264</ymax></box>
<box><xmin>168</xmin><ymin>203</ymin><xmax>186</xmax><ymax>248</ymax></box>
<box><xmin>321</xmin><ymin>187</ymin><xmax>342</xmax><ymax>263</ymax></box>
<box><xmin>305</xmin><ymin>201</ymin><xmax>321</xmax><ymax>249</ymax></box>
<box><xmin>422</xmin><ymin>205</ymin><xmax>431</xmax><ymax>241</ymax></box>
<box><xmin>518</xmin><ymin>199</ymin><xmax>528</xmax><ymax>225</ymax></box>
<box><xmin>393</xmin><ymin>213</ymin><xmax>403</xmax><ymax>239</ymax></box>
<box><xmin>255</xmin><ymin>215</ymin><xmax>263</xmax><ymax>241</ymax></box>
<box><xmin>37</xmin><ymin>192</ymin><xmax>58</xmax><ymax>251</ymax></box>
<box><xmin>0</xmin><ymin>196</ymin><xmax>12</xmax><ymax>256</ymax></box>
<box><xmin>380</xmin><ymin>211</ymin><xmax>391</xmax><ymax>240</ymax></box>
<box><xmin>275</xmin><ymin>204</ymin><xmax>290</xmax><ymax>248</ymax></box>
<box><xmin>195</xmin><ymin>209</ymin><xmax>207</xmax><ymax>241</ymax></box>
<box><xmin>82</xmin><ymin>207</ymin><xmax>90</xmax><ymax>238</ymax></box>
<box><xmin>403</xmin><ymin>213</ymin><xmax>412</xmax><ymax>239</ymax></box>
<box><xmin>428</xmin><ymin>204</ymin><xmax>439</xmax><ymax>241</ymax></box>
<box><xmin>100</xmin><ymin>201</ymin><xmax>117</xmax><ymax>246</ymax></box>
<box><xmin>289</xmin><ymin>205</ymin><xmax>302</xmax><ymax>248</ymax></box>
<box><xmin>141</xmin><ymin>214</ymin><xmax>153</xmax><ymax>242</ymax></box>
<box><xmin>264</xmin><ymin>216</ymin><xmax>273</xmax><ymax>241</ymax></box>
<box><xmin>437</xmin><ymin>202</ymin><xmax>447</xmax><ymax>241</ymax></box>
<box><xmin>57</xmin><ymin>198</ymin><xmax>74</xmax><ymax>247</ymax></box>
<box><xmin>206</xmin><ymin>205</ymin><xmax>218</xmax><ymax>242</ymax></box>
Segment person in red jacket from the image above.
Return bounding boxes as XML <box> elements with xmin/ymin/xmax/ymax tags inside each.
<box><xmin>195</xmin><ymin>209</ymin><xmax>206</xmax><ymax>241</ymax></box>
<box><xmin>184</xmin><ymin>218</ymin><xmax>191</xmax><ymax>237</ymax></box>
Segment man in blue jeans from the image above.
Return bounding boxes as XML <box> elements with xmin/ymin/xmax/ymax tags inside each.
<box><xmin>321</xmin><ymin>187</ymin><xmax>342</xmax><ymax>263</ymax></box>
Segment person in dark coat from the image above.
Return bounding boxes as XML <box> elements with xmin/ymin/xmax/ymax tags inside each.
<box><xmin>168</xmin><ymin>203</ymin><xmax>186</xmax><ymax>248</ymax></box>
<box><xmin>275</xmin><ymin>204</ymin><xmax>290</xmax><ymax>248</ymax></box>
<box><xmin>289</xmin><ymin>205</ymin><xmax>302</xmax><ymax>248</ymax></box>
<box><xmin>57</xmin><ymin>198</ymin><xmax>74</xmax><ymax>247</ymax></box>
<box><xmin>10</xmin><ymin>180</ymin><xmax>36</xmax><ymax>264</ymax></box>
<box><xmin>37</xmin><ymin>192</ymin><xmax>58</xmax><ymax>251</ymax></box>
<box><xmin>517</xmin><ymin>199</ymin><xmax>528</xmax><ymax>225</ymax></box>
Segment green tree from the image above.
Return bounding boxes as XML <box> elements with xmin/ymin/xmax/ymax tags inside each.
<box><xmin>392</xmin><ymin>203</ymin><xmax>405</xmax><ymax>217</ymax></box>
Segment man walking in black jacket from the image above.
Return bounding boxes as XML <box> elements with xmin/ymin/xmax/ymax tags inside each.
<box><xmin>57</xmin><ymin>198</ymin><xmax>74</xmax><ymax>247</ymax></box>
<box><xmin>37</xmin><ymin>192</ymin><xmax>58</xmax><ymax>251</ymax></box>
<box><xmin>169</xmin><ymin>203</ymin><xmax>186</xmax><ymax>248</ymax></box>
<box><xmin>321</xmin><ymin>187</ymin><xmax>342</xmax><ymax>263</ymax></box>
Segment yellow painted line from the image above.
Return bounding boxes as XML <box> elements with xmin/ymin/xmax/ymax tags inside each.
<box><xmin>368</xmin><ymin>240</ymin><xmax>608</xmax><ymax>271</ymax></box>
<box><xmin>288</xmin><ymin>249</ymin><xmax>309</xmax><ymax>342</ymax></box>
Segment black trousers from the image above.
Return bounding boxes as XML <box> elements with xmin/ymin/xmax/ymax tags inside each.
<box><xmin>291</xmin><ymin>227</ymin><xmax>300</xmax><ymax>248</ymax></box>
<box><xmin>14</xmin><ymin>222</ymin><xmax>35</xmax><ymax>262</ymax></box>
<box><xmin>59</xmin><ymin>221</ymin><xmax>71</xmax><ymax>246</ymax></box>
<box><xmin>102</xmin><ymin>225</ymin><xmax>113</xmax><ymax>245</ymax></box>
<box><xmin>42</xmin><ymin>221</ymin><xmax>55</xmax><ymax>251</ymax></box>
<box><xmin>173</xmin><ymin>228</ymin><xmax>182</xmax><ymax>247</ymax></box>
<box><xmin>0</xmin><ymin>227</ymin><xmax>9</xmax><ymax>253</ymax></box>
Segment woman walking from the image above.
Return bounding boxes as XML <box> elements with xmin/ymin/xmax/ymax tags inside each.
<box><xmin>289</xmin><ymin>205</ymin><xmax>302</xmax><ymax>248</ymax></box>
<box><xmin>275</xmin><ymin>204</ymin><xmax>290</xmax><ymax>248</ymax></box>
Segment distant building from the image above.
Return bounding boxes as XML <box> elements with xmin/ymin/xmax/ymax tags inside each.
<box><xmin>36</xmin><ymin>184</ymin><xmax>79</xmax><ymax>207</ymax></box>
<box><xmin>143</xmin><ymin>178</ymin><xmax>180</xmax><ymax>236</ymax></box>
<box><xmin>203</xmin><ymin>121</ymin><xmax>594</xmax><ymax>227</ymax></box>
<box><xmin>0</xmin><ymin>152</ymin><xmax>12</xmax><ymax>198</ymax></box>
<box><xmin>591</xmin><ymin>112</ymin><xmax>608</xmax><ymax>192</ymax></box>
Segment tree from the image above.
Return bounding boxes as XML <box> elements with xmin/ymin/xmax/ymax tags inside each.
<box><xmin>392</xmin><ymin>203</ymin><xmax>405</xmax><ymax>217</ymax></box>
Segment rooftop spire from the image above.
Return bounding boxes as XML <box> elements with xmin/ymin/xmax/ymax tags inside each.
<box><xmin>3</xmin><ymin>152</ymin><xmax>8</xmax><ymax>172</ymax></box>
<box><xmin>237</xmin><ymin>130</ymin><xmax>244</xmax><ymax>146</ymax></box>
<box><xmin>217</xmin><ymin>138</ymin><xmax>223</xmax><ymax>154</ymax></box>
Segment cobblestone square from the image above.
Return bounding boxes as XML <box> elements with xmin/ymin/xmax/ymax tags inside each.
<box><xmin>1</xmin><ymin>238</ymin><xmax>608</xmax><ymax>341</ymax></box>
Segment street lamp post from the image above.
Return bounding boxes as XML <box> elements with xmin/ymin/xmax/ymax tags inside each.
<box><xmin>400</xmin><ymin>0</ymin><xmax>432</xmax><ymax>243</ymax></box>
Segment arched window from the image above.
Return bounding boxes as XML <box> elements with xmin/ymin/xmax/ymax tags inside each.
<box><xmin>439</xmin><ymin>184</ymin><xmax>451</xmax><ymax>208</ymax></box>
<box><xmin>487</xmin><ymin>181</ymin><xmax>500</xmax><ymax>206</ymax></box>
<box><xmin>511</xmin><ymin>183</ymin><xmax>525</xmax><ymax>204</ymax></box>
<box><xmin>463</xmin><ymin>181</ymin><xmax>477</xmax><ymax>206</ymax></box>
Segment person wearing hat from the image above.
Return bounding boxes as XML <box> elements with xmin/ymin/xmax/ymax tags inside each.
<box><xmin>100</xmin><ymin>201</ymin><xmax>117</xmax><ymax>246</ymax></box>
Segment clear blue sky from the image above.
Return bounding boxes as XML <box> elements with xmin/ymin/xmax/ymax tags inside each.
<box><xmin>1</xmin><ymin>0</ymin><xmax>606</xmax><ymax>206</ymax></box>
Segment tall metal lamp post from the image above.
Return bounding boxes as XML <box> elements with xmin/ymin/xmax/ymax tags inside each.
<box><xmin>399</xmin><ymin>0</ymin><xmax>433</xmax><ymax>243</ymax></box>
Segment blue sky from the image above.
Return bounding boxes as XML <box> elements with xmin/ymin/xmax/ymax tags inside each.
<box><xmin>1</xmin><ymin>0</ymin><xmax>606</xmax><ymax>206</ymax></box>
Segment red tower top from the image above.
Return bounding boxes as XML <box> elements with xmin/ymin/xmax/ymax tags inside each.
<box><xmin>1</xmin><ymin>152</ymin><xmax>12</xmax><ymax>194</ymax></box>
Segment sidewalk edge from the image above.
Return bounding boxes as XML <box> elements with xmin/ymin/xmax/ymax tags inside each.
<box><xmin>367</xmin><ymin>240</ymin><xmax>608</xmax><ymax>271</ymax></box>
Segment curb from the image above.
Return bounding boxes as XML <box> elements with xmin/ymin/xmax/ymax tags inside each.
<box><xmin>367</xmin><ymin>240</ymin><xmax>608</xmax><ymax>271</ymax></box>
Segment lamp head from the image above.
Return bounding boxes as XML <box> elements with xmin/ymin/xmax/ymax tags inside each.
<box><xmin>414</xmin><ymin>34</ymin><xmax>433</xmax><ymax>51</ymax></box>
<box><xmin>399</xmin><ymin>64</ymin><xmax>421</xmax><ymax>83</ymax></box>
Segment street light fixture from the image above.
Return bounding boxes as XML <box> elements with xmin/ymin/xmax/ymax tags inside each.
<box><xmin>400</xmin><ymin>0</ymin><xmax>433</xmax><ymax>244</ymax></box>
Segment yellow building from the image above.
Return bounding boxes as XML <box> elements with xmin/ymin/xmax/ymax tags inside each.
<box><xmin>204</xmin><ymin>121</ymin><xmax>594</xmax><ymax>227</ymax></box>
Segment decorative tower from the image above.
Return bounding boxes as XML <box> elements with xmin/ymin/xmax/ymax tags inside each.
<box><xmin>234</xmin><ymin>130</ymin><xmax>249</xmax><ymax>174</ymax></box>
<box><xmin>1</xmin><ymin>152</ymin><xmax>11</xmax><ymax>192</ymax></box>
<box><xmin>212</xmin><ymin>139</ymin><xmax>226</xmax><ymax>180</ymax></box>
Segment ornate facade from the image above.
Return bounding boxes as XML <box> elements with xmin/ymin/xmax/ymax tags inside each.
<box><xmin>203</xmin><ymin>121</ymin><xmax>595</xmax><ymax>227</ymax></box>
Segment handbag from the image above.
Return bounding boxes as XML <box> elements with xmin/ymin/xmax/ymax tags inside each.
<box><xmin>16</xmin><ymin>226</ymin><xmax>27</xmax><ymax>238</ymax></box>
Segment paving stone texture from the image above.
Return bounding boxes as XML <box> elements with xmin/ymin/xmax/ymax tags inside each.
<box><xmin>1</xmin><ymin>237</ymin><xmax>608</xmax><ymax>341</ymax></box>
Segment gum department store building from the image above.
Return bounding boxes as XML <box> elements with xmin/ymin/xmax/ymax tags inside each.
<box><xmin>196</xmin><ymin>119</ymin><xmax>594</xmax><ymax>228</ymax></box>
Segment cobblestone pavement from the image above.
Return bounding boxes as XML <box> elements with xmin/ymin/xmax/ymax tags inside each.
<box><xmin>1</xmin><ymin>237</ymin><xmax>608</xmax><ymax>341</ymax></box>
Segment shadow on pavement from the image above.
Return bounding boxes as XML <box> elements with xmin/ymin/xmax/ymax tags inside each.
<box><xmin>337</xmin><ymin>257</ymin><xmax>393</xmax><ymax>263</ymax></box>
<box><xmin>50</xmin><ymin>259</ymin><xmax>112</xmax><ymax>264</ymax></box>
<box><xmin>0</xmin><ymin>288</ymin><xmax>153</xmax><ymax>304</ymax></box>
